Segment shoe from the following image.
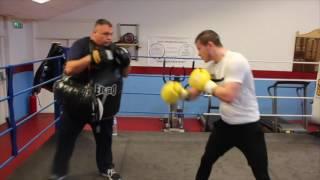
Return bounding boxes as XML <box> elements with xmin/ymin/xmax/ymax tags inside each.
<box><xmin>100</xmin><ymin>168</ymin><xmax>122</xmax><ymax>180</ymax></box>
<box><xmin>48</xmin><ymin>174</ymin><xmax>67</xmax><ymax>180</ymax></box>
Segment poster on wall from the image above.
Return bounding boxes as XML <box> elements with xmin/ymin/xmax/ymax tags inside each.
<box><xmin>148</xmin><ymin>36</ymin><xmax>199</xmax><ymax>67</ymax></box>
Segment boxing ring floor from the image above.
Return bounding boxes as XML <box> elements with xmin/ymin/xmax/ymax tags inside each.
<box><xmin>8</xmin><ymin>132</ymin><xmax>320</xmax><ymax>180</ymax></box>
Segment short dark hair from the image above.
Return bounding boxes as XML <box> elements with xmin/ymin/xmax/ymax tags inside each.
<box><xmin>95</xmin><ymin>19</ymin><xmax>112</xmax><ymax>27</ymax></box>
<box><xmin>195</xmin><ymin>30</ymin><xmax>222</xmax><ymax>47</ymax></box>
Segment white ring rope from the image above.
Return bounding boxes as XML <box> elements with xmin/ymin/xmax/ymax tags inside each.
<box><xmin>256</xmin><ymin>96</ymin><xmax>313</xmax><ymax>100</ymax></box>
<box><xmin>254</xmin><ymin>78</ymin><xmax>316</xmax><ymax>82</ymax></box>
<box><xmin>249</xmin><ymin>60</ymin><xmax>320</xmax><ymax>65</ymax></box>
<box><xmin>203</xmin><ymin>112</ymin><xmax>312</xmax><ymax>117</ymax></box>
<box><xmin>204</xmin><ymin>94</ymin><xmax>313</xmax><ymax>100</ymax></box>
<box><xmin>136</xmin><ymin>56</ymin><xmax>320</xmax><ymax>65</ymax></box>
<box><xmin>202</xmin><ymin>75</ymin><xmax>317</xmax><ymax>118</ymax></box>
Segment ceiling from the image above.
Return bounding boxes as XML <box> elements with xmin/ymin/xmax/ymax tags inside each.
<box><xmin>0</xmin><ymin>0</ymin><xmax>256</xmax><ymax>20</ymax></box>
<box><xmin>0</xmin><ymin>0</ymin><xmax>104</xmax><ymax>20</ymax></box>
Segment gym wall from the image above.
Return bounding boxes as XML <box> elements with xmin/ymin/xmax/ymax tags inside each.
<box><xmin>0</xmin><ymin>16</ymin><xmax>5</xmax><ymax>36</ymax></box>
<box><xmin>31</xmin><ymin>0</ymin><xmax>320</xmax><ymax>116</ymax></box>
<box><xmin>34</xmin><ymin>0</ymin><xmax>320</xmax><ymax>70</ymax></box>
<box><xmin>0</xmin><ymin>16</ymin><xmax>7</xmax><ymax>125</ymax></box>
<box><xmin>0</xmin><ymin>17</ymin><xmax>35</xmax><ymax>124</ymax></box>
<box><xmin>0</xmin><ymin>0</ymin><xmax>319</xmax><ymax>121</ymax></box>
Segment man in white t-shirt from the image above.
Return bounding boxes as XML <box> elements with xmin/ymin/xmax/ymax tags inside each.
<box><xmin>192</xmin><ymin>30</ymin><xmax>270</xmax><ymax>180</ymax></box>
<box><xmin>160</xmin><ymin>30</ymin><xmax>270</xmax><ymax>180</ymax></box>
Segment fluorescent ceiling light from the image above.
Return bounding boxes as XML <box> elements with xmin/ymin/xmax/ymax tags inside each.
<box><xmin>32</xmin><ymin>0</ymin><xmax>51</xmax><ymax>4</ymax></box>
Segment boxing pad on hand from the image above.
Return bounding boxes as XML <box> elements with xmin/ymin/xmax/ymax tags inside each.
<box><xmin>53</xmin><ymin>76</ymin><xmax>103</xmax><ymax>122</ymax></box>
<box><xmin>160</xmin><ymin>81</ymin><xmax>189</xmax><ymax>104</ymax></box>
<box><xmin>91</xmin><ymin>47</ymin><xmax>114</xmax><ymax>65</ymax></box>
<box><xmin>114</xmin><ymin>46</ymin><xmax>131</xmax><ymax>68</ymax></box>
<box><xmin>189</xmin><ymin>68</ymin><xmax>217</xmax><ymax>94</ymax></box>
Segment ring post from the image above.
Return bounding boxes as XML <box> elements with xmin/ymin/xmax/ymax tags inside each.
<box><xmin>6</xmin><ymin>66</ymin><xmax>18</xmax><ymax>156</ymax></box>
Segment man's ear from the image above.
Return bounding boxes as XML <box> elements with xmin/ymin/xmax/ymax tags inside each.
<box><xmin>90</xmin><ymin>31</ymin><xmax>96</xmax><ymax>40</ymax></box>
<box><xmin>207</xmin><ymin>41</ymin><xmax>215</xmax><ymax>48</ymax></box>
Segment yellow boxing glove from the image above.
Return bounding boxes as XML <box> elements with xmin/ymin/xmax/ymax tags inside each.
<box><xmin>160</xmin><ymin>81</ymin><xmax>189</xmax><ymax>104</ymax></box>
<box><xmin>189</xmin><ymin>68</ymin><xmax>217</xmax><ymax>94</ymax></box>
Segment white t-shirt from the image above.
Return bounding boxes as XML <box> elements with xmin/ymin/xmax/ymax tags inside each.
<box><xmin>206</xmin><ymin>50</ymin><xmax>260</xmax><ymax>124</ymax></box>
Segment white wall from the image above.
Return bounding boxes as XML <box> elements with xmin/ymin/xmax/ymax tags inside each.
<box><xmin>0</xmin><ymin>16</ymin><xmax>8</xmax><ymax>65</ymax></box>
<box><xmin>31</xmin><ymin>0</ymin><xmax>320</xmax><ymax>113</ymax></box>
<box><xmin>0</xmin><ymin>16</ymin><xmax>36</xmax><ymax>65</ymax></box>
<box><xmin>7</xmin><ymin>18</ymin><xmax>34</xmax><ymax>65</ymax></box>
<box><xmin>0</xmin><ymin>16</ymin><xmax>6</xmax><ymax>66</ymax></box>
<box><xmin>0</xmin><ymin>17</ymin><xmax>8</xmax><ymax>124</ymax></box>
<box><xmin>0</xmin><ymin>17</ymin><xmax>36</xmax><ymax>124</ymax></box>
<box><xmin>0</xmin><ymin>16</ymin><xmax>5</xmax><ymax>37</ymax></box>
<box><xmin>34</xmin><ymin>0</ymin><xmax>320</xmax><ymax>70</ymax></box>
<box><xmin>0</xmin><ymin>37</ymin><xmax>7</xmax><ymax>125</ymax></box>
<box><xmin>0</xmin><ymin>16</ymin><xmax>8</xmax><ymax>124</ymax></box>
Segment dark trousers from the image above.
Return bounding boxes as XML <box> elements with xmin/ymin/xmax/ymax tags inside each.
<box><xmin>196</xmin><ymin>120</ymin><xmax>270</xmax><ymax>180</ymax></box>
<box><xmin>51</xmin><ymin>108</ymin><xmax>114</xmax><ymax>176</ymax></box>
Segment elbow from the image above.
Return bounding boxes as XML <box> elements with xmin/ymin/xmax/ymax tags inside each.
<box><xmin>217</xmin><ymin>85</ymin><xmax>241</xmax><ymax>103</ymax></box>
<box><xmin>223</xmin><ymin>94</ymin><xmax>237</xmax><ymax>104</ymax></box>
<box><xmin>223</xmin><ymin>98</ymin><xmax>233</xmax><ymax>104</ymax></box>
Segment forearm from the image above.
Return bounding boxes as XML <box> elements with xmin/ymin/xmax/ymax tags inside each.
<box><xmin>212</xmin><ymin>85</ymin><xmax>236</xmax><ymax>103</ymax></box>
<box><xmin>189</xmin><ymin>68</ymin><xmax>241</xmax><ymax>103</ymax></box>
<box><xmin>64</xmin><ymin>55</ymin><xmax>91</xmax><ymax>75</ymax></box>
<box><xmin>121</xmin><ymin>66</ymin><xmax>131</xmax><ymax>77</ymax></box>
<box><xmin>187</xmin><ymin>87</ymin><xmax>201</xmax><ymax>100</ymax></box>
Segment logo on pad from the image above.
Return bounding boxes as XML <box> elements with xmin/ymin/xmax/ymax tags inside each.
<box><xmin>95</xmin><ymin>84</ymin><xmax>117</xmax><ymax>97</ymax></box>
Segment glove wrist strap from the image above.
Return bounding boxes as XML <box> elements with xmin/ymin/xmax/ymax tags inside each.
<box><xmin>180</xmin><ymin>89</ymin><xmax>189</xmax><ymax>100</ymax></box>
<box><xmin>204</xmin><ymin>80</ymin><xmax>218</xmax><ymax>95</ymax></box>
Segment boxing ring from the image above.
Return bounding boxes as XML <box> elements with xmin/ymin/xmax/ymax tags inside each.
<box><xmin>0</xmin><ymin>50</ymin><xmax>320</xmax><ymax>180</ymax></box>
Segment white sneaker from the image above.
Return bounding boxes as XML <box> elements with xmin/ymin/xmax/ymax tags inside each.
<box><xmin>48</xmin><ymin>174</ymin><xmax>67</xmax><ymax>180</ymax></box>
<box><xmin>100</xmin><ymin>168</ymin><xmax>122</xmax><ymax>180</ymax></box>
